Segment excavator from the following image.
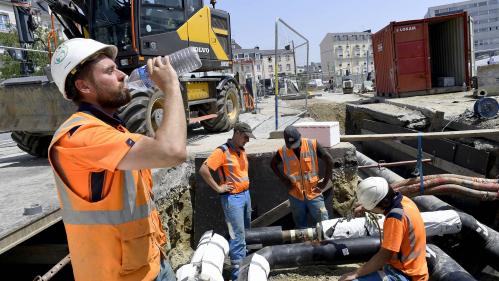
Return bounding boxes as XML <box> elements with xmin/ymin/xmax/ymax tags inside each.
<box><xmin>0</xmin><ymin>0</ymin><xmax>241</xmax><ymax>157</ymax></box>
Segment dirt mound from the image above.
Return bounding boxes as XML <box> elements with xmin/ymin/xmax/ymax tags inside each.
<box><xmin>308</xmin><ymin>103</ymin><xmax>347</xmax><ymax>133</ymax></box>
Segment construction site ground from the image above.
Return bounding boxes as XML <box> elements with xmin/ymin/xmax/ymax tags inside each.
<box><xmin>2</xmin><ymin>90</ymin><xmax>499</xmax><ymax>280</ymax></box>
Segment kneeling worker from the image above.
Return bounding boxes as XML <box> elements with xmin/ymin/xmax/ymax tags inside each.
<box><xmin>198</xmin><ymin>122</ymin><xmax>255</xmax><ymax>281</ymax></box>
<box><xmin>270</xmin><ymin>125</ymin><xmax>333</xmax><ymax>229</ymax></box>
<box><xmin>339</xmin><ymin>177</ymin><xmax>428</xmax><ymax>281</ymax></box>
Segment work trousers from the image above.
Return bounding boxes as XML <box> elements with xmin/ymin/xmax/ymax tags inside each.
<box><xmin>353</xmin><ymin>264</ymin><xmax>410</xmax><ymax>281</ymax></box>
<box><xmin>288</xmin><ymin>193</ymin><xmax>329</xmax><ymax>229</ymax></box>
<box><xmin>220</xmin><ymin>189</ymin><xmax>252</xmax><ymax>281</ymax></box>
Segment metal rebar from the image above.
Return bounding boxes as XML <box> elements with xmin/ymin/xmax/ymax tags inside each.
<box><xmin>358</xmin><ymin>159</ymin><xmax>432</xmax><ymax>169</ymax></box>
<box><xmin>33</xmin><ymin>254</ymin><xmax>71</xmax><ymax>281</ymax></box>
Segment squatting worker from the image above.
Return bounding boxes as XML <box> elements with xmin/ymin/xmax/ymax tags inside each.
<box><xmin>48</xmin><ymin>38</ymin><xmax>187</xmax><ymax>281</ymax></box>
<box><xmin>270</xmin><ymin>125</ymin><xmax>333</xmax><ymax>229</ymax></box>
<box><xmin>339</xmin><ymin>177</ymin><xmax>428</xmax><ymax>281</ymax></box>
<box><xmin>198</xmin><ymin>122</ymin><xmax>255</xmax><ymax>281</ymax></box>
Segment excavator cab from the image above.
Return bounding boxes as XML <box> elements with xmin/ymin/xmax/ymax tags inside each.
<box><xmin>88</xmin><ymin>0</ymin><xmax>232</xmax><ymax>72</ymax></box>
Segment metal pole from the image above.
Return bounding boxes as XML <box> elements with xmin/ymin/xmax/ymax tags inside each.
<box><xmin>358</xmin><ymin>159</ymin><xmax>432</xmax><ymax>169</ymax></box>
<box><xmin>251</xmin><ymin>58</ymin><xmax>258</xmax><ymax>112</ymax></box>
<box><xmin>292</xmin><ymin>40</ymin><xmax>297</xmax><ymax>76</ymax></box>
<box><xmin>275</xmin><ymin>18</ymin><xmax>279</xmax><ymax>130</ymax></box>
<box><xmin>305</xmin><ymin>41</ymin><xmax>309</xmax><ymax>113</ymax></box>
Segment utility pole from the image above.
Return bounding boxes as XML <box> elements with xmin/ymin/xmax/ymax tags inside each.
<box><xmin>292</xmin><ymin>40</ymin><xmax>297</xmax><ymax>76</ymax></box>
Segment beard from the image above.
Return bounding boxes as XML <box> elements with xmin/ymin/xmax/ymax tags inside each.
<box><xmin>96</xmin><ymin>83</ymin><xmax>132</xmax><ymax>109</ymax></box>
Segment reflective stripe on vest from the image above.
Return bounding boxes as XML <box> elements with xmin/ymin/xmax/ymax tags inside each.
<box><xmin>389</xmin><ymin>207</ymin><xmax>421</xmax><ymax>262</ymax></box>
<box><xmin>280</xmin><ymin>139</ymin><xmax>319</xmax><ymax>182</ymax></box>
<box><xmin>219</xmin><ymin>144</ymin><xmax>249</xmax><ymax>183</ymax></box>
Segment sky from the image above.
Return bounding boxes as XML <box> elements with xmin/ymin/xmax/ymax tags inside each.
<box><xmin>208</xmin><ymin>0</ymin><xmax>459</xmax><ymax>62</ymax></box>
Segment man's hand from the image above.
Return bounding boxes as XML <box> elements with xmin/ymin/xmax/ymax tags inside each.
<box><xmin>339</xmin><ymin>271</ymin><xmax>358</xmax><ymax>281</ymax></box>
<box><xmin>147</xmin><ymin>56</ymin><xmax>180</xmax><ymax>93</ymax></box>
<box><xmin>217</xmin><ymin>184</ymin><xmax>234</xmax><ymax>193</ymax></box>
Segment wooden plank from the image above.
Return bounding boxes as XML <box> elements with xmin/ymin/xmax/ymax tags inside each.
<box><xmin>251</xmin><ymin>183</ymin><xmax>332</xmax><ymax>227</ymax></box>
<box><xmin>361</xmin><ymin>129</ymin><xmax>482</xmax><ymax>177</ymax></box>
<box><xmin>341</xmin><ymin>128</ymin><xmax>499</xmax><ymax>142</ymax></box>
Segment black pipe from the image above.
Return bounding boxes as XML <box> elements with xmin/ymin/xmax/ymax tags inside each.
<box><xmin>413</xmin><ymin>195</ymin><xmax>499</xmax><ymax>273</ymax></box>
<box><xmin>426</xmin><ymin>244</ymin><xmax>476</xmax><ymax>281</ymax></box>
<box><xmin>238</xmin><ymin>237</ymin><xmax>380</xmax><ymax>281</ymax></box>
<box><xmin>245</xmin><ymin>226</ymin><xmax>284</xmax><ymax>247</ymax></box>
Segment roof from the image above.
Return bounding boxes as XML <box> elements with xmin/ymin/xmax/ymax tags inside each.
<box><xmin>232</xmin><ymin>48</ymin><xmax>294</xmax><ymax>56</ymax></box>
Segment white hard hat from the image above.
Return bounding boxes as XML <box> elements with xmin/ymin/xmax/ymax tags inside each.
<box><xmin>356</xmin><ymin>177</ymin><xmax>389</xmax><ymax>210</ymax></box>
<box><xmin>50</xmin><ymin>38</ymin><xmax>118</xmax><ymax>100</ymax></box>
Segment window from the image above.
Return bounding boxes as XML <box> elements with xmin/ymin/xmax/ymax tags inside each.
<box><xmin>0</xmin><ymin>14</ymin><xmax>9</xmax><ymax>32</ymax></box>
<box><xmin>479</xmin><ymin>1</ymin><xmax>487</xmax><ymax>6</ymax></box>
<box><xmin>255</xmin><ymin>53</ymin><xmax>261</xmax><ymax>60</ymax></box>
<box><xmin>257</xmin><ymin>65</ymin><xmax>261</xmax><ymax>71</ymax></box>
<box><xmin>490</xmin><ymin>0</ymin><xmax>499</xmax><ymax>4</ymax></box>
<box><xmin>286</xmin><ymin>55</ymin><xmax>290</xmax><ymax>61</ymax></box>
<box><xmin>186</xmin><ymin>0</ymin><xmax>202</xmax><ymax>17</ymax></box>
<box><xmin>238</xmin><ymin>53</ymin><xmax>244</xmax><ymax>59</ymax></box>
<box><xmin>286</xmin><ymin>64</ymin><xmax>291</xmax><ymax>71</ymax></box>
<box><xmin>244</xmin><ymin>53</ymin><xmax>249</xmax><ymax>59</ymax></box>
<box><xmin>278</xmin><ymin>55</ymin><xmax>281</xmax><ymax>62</ymax></box>
<box><xmin>269</xmin><ymin>65</ymin><xmax>273</xmax><ymax>72</ymax></box>
<box><xmin>279</xmin><ymin>65</ymin><xmax>282</xmax><ymax>72</ymax></box>
<box><xmin>139</xmin><ymin>0</ymin><xmax>185</xmax><ymax>36</ymax></box>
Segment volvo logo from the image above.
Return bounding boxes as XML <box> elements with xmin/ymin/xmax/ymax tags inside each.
<box><xmin>193</xmin><ymin>47</ymin><xmax>210</xmax><ymax>54</ymax></box>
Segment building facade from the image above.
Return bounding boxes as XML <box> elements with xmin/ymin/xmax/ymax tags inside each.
<box><xmin>426</xmin><ymin>0</ymin><xmax>499</xmax><ymax>57</ymax></box>
<box><xmin>320</xmin><ymin>31</ymin><xmax>373</xmax><ymax>86</ymax></box>
<box><xmin>232</xmin><ymin>47</ymin><xmax>297</xmax><ymax>83</ymax></box>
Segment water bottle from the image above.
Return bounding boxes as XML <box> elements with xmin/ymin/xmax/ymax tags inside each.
<box><xmin>125</xmin><ymin>47</ymin><xmax>202</xmax><ymax>91</ymax></box>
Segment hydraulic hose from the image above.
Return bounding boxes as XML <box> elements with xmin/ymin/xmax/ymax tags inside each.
<box><xmin>392</xmin><ymin>174</ymin><xmax>499</xmax><ymax>188</ymax></box>
<box><xmin>426</xmin><ymin>244</ymin><xmax>476</xmax><ymax>281</ymax></box>
<box><xmin>396</xmin><ymin>184</ymin><xmax>498</xmax><ymax>201</ymax></box>
<box><xmin>395</xmin><ymin>177</ymin><xmax>499</xmax><ymax>192</ymax></box>
<box><xmin>412</xmin><ymin>195</ymin><xmax>499</xmax><ymax>272</ymax></box>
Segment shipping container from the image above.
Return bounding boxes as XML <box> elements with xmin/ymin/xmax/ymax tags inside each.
<box><xmin>373</xmin><ymin>12</ymin><xmax>474</xmax><ymax>98</ymax></box>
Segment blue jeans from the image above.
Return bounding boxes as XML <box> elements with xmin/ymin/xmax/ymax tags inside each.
<box><xmin>353</xmin><ymin>265</ymin><xmax>410</xmax><ymax>281</ymax></box>
<box><xmin>288</xmin><ymin>194</ymin><xmax>329</xmax><ymax>229</ymax></box>
<box><xmin>155</xmin><ymin>258</ymin><xmax>176</xmax><ymax>281</ymax></box>
<box><xmin>220</xmin><ymin>189</ymin><xmax>252</xmax><ymax>281</ymax></box>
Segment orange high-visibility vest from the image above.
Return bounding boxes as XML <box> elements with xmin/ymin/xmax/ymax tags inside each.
<box><xmin>48</xmin><ymin>112</ymin><xmax>165</xmax><ymax>281</ymax></box>
<box><xmin>278</xmin><ymin>138</ymin><xmax>320</xmax><ymax>200</ymax></box>
<box><xmin>216</xmin><ymin>144</ymin><xmax>250</xmax><ymax>194</ymax></box>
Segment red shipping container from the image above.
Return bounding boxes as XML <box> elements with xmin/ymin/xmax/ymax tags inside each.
<box><xmin>373</xmin><ymin>12</ymin><xmax>474</xmax><ymax>98</ymax></box>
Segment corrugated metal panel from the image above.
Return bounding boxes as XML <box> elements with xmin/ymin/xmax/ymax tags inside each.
<box><xmin>373</xmin><ymin>24</ymin><xmax>397</xmax><ymax>97</ymax></box>
<box><xmin>394</xmin><ymin>23</ymin><xmax>429</xmax><ymax>93</ymax></box>
<box><xmin>428</xmin><ymin>16</ymin><xmax>466</xmax><ymax>87</ymax></box>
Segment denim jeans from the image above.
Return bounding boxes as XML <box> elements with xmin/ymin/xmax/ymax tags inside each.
<box><xmin>288</xmin><ymin>194</ymin><xmax>329</xmax><ymax>229</ymax></box>
<box><xmin>353</xmin><ymin>265</ymin><xmax>410</xmax><ymax>281</ymax></box>
<box><xmin>220</xmin><ymin>189</ymin><xmax>252</xmax><ymax>281</ymax></box>
<box><xmin>155</xmin><ymin>258</ymin><xmax>176</xmax><ymax>281</ymax></box>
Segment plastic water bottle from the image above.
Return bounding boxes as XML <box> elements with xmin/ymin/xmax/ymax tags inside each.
<box><xmin>125</xmin><ymin>47</ymin><xmax>202</xmax><ymax>91</ymax></box>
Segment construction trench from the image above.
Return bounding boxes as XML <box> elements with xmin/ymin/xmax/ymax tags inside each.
<box><xmin>146</xmin><ymin>92</ymin><xmax>499</xmax><ymax>281</ymax></box>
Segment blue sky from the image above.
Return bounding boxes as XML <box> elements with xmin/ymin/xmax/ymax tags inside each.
<box><xmin>209</xmin><ymin>0</ymin><xmax>458</xmax><ymax>62</ymax></box>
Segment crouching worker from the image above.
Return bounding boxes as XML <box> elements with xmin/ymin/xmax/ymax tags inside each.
<box><xmin>198</xmin><ymin>122</ymin><xmax>255</xmax><ymax>281</ymax></box>
<box><xmin>48</xmin><ymin>38</ymin><xmax>186</xmax><ymax>281</ymax></box>
<box><xmin>339</xmin><ymin>177</ymin><xmax>428</xmax><ymax>281</ymax></box>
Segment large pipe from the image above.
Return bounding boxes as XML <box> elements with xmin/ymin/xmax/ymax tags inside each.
<box><xmin>392</xmin><ymin>174</ymin><xmax>499</xmax><ymax>188</ymax></box>
<box><xmin>395</xmin><ymin>177</ymin><xmax>499</xmax><ymax>192</ymax></box>
<box><xmin>412</xmin><ymin>195</ymin><xmax>499</xmax><ymax>272</ymax></box>
<box><xmin>426</xmin><ymin>244</ymin><xmax>477</xmax><ymax>281</ymax></box>
<box><xmin>396</xmin><ymin>184</ymin><xmax>498</xmax><ymax>201</ymax></box>
<box><xmin>356</xmin><ymin>151</ymin><xmax>404</xmax><ymax>184</ymax></box>
<box><xmin>239</xmin><ymin>238</ymin><xmax>476</xmax><ymax>281</ymax></box>
<box><xmin>238</xmin><ymin>237</ymin><xmax>381</xmax><ymax>281</ymax></box>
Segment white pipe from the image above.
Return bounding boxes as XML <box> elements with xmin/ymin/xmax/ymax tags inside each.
<box><xmin>247</xmin><ymin>253</ymin><xmax>270</xmax><ymax>281</ymax></box>
<box><xmin>176</xmin><ymin>230</ymin><xmax>229</xmax><ymax>281</ymax></box>
<box><xmin>317</xmin><ymin>210</ymin><xmax>462</xmax><ymax>240</ymax></box>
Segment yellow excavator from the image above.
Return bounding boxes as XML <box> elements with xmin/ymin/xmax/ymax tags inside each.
<box><xmin>1</xmin><ymin>0</ymin><xmax>241</xmax><ymax>157</ymax></box>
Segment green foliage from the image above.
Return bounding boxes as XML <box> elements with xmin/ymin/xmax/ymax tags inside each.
<box><xmin>0</xmin><ymin>25</ymin><xmax>57</xmax><ymax>79</ymax></box>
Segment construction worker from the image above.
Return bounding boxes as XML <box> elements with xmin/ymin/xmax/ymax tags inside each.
<box><xmin>270</xmin><ymin>125</ymin><xmax>333</xmax><ymax>229</ymax></box>
<box><xmin>339</xmin><ymin>177</ymin><xmax>428</xmax><ymax>281</ymax></box>
<box><xmin>198</xmin><ymin>122</ymin><xmax>255</xmax><ymax>281</ymax></box>
<box><xmin>48</xmin><ymin>38</ymin><xmax>186</xmax><ymax>281</ymax></box>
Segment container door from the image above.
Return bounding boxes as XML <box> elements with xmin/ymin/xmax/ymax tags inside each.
<box><xmin>394</xmin><ymin>23</ymin><xmax>430</xmax><ymax>92</ymax></box>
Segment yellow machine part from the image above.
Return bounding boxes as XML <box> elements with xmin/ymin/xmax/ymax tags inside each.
<box><xmin>176</xmin><ymin>6</ymin><xmax>229</xmax><ymax>61</ymax></box>
<box><xmin>186</xmin><ymin>82</ymin><xmax>210</xmax><ymax>100</ymax></box>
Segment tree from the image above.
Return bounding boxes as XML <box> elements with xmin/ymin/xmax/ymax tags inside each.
<box><xmin>0</xmin><ymin>24</ymin><xmax>53</xmax><ymax>79</ymax></box>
